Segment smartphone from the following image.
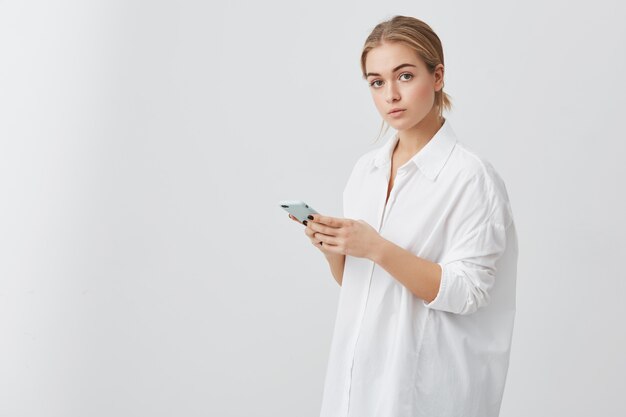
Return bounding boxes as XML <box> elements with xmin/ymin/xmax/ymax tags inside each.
<box><xmin>279</xmin><ymin>200</ymin><xmax>319</xmax><ymax>224</ymax></box>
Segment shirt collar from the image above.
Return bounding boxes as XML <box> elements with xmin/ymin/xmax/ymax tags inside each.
<box><xmin>370</xmin><ymin>118</ymin><xmax>458</xmax><ymax>181</ymax></box>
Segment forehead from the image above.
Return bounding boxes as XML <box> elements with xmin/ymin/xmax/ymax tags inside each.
<box><xmin>365</xmin><ymin>42</ymin><xmax>424</xmax><ymax>74</ymax></box>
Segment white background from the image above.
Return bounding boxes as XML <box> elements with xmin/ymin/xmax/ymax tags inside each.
<box><xmin>1</xmin><ymin>1</ymin><xmax>625</xmax><ymax>416</ymax></box>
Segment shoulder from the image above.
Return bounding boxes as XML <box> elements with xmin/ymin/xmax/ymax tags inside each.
<box><xmin>446</xmin><ymin>141</ymin><xmax>514</xmax><ymax>227</ymax></box>
<box><xmin>449</xmin><ymin>142</ymin><xmax>508</xmax><ymax>193</ymax></box>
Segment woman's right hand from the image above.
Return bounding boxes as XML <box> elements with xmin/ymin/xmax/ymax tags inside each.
<box><xmin>288</xmin><ymin>213</ymin><xmax>336</xmax><ymax>256</ymax></box>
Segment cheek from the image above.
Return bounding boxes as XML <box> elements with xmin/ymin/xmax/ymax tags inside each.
<box><xmin>409</xmin><ymin>80</ymin><xmax>433</xmax><ymax>101</ymax></box>
<box><xmin>405</xmin><ymin>79</ymin><xmax>434</xmax><ymax>103</ymax></box>
<box><xmin>420</xmin><ymin>84</ymin><xmax>432</xmax><ymax>99</ymax></box>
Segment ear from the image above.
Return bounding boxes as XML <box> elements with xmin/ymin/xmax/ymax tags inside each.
<box><xmin>434</xmin><ymin>64</ymin><xmax>445</xmax><ymax>91</ymax></box>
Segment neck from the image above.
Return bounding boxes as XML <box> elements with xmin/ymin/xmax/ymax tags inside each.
<box><xmin>395</xmin><ymin>108</ymin><xmax>445</xmax><ymax>157</ymax></box>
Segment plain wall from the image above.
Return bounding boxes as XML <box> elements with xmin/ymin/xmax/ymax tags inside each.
<box><xmin>1</xmin><ymin>0</ymin><xmax>625</xmax><ymax>416</ymax></box>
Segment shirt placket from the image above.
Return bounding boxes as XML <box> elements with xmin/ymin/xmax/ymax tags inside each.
<box><xmin>344</xmin><ymin>164</ymin><xmax>409</xmax><ymax>417</ymax></box>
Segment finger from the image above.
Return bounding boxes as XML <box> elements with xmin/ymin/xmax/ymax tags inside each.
<box><xmin>304</xmin><ymin>224</ymin><xmax>316</xmax><ymax>239</ymax></box>
<box><xmin>305</xmin><ymin>224</ymin><xmax>331</xmax><ymax>244</ymax></box>
<box><xmin>310</xmin><ymin>221</ymin><xmax>340</xmax><ymax>237</ymax></box>
<box><xmin>310</xmin><ymin>214</ymin><xmax>343</xmax><ymax>228</ymax></box>
<box><xmin>305</xmin><ymin>221</ymin><xmax>319</xmax><ymax>236</ymax></box>
<box><xmin>316</xmin><ymin>232</ymin><xmax>340</xmax><ymax>246</ymax></box>
<box><xmin>308</xmin><ymin>221</ymin><xmax>340</xmax><ymax>241</ymax></box>
<box><xmin>310</xmin><ymin>229</ymin><xmax>340</xmax><ymax>246</ymax></box>
<box><xmin>314</xmin><ymin>237</ymin><xmax>341</xmax><ymax>253</ymax></box>
<box><xmin>289</xmin><ymin>214</ymin><xmax>304</xmax><ymax>224</ymax></box>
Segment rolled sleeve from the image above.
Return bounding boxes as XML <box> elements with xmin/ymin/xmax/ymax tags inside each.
<box><xmin>423</xmin><ymin>221</ymin><xmax>508</xmax><ymax>315</ymax></box>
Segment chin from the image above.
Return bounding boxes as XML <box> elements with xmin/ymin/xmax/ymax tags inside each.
<box><xmin>386</xmin><ymin>118</ymin><xmax>413</xmax><ymax>130</ymax></box>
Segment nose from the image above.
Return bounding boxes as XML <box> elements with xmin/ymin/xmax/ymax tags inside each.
<box><xmin>385</xmin><ymin>81</ymin><xmax>400</xmax><ymax>103</ymax></box>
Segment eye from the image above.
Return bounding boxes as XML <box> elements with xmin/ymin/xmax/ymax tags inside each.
<box><xmin>369</xmin><ymin>73</ymin><xmax>414</xmax><ymax>88</ymax></box>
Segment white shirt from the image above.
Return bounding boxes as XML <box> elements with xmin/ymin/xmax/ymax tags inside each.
<box><xmin>319</xmin><ymin>119</ymin><xmax>518</xmax><ymax>417</ymax></box>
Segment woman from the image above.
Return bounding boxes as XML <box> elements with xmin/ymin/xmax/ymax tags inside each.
<box><xmin>288</xmin><ymin>15</ymin><xmax>518</xmax><ymax>417</ymax></box>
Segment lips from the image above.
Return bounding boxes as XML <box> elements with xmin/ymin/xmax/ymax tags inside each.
<box><xmin>388</xmin><ymin>109</ymin><xmax>405</xmax><ymax>114</ymax></box>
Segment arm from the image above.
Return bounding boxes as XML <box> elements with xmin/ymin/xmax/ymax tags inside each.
<box><xmin>370</xmin><ymin>238</ymin><xmax>441</xmax><ymax>303</ymax></box>
<box><xmin>370</xmin><ymin>220</ymin><xmax>509</xmax><ymax>315</ymax></box>
<box><xmin>324</xmin><ymin>252</ymin><xmax>346</xmax><ymax>286</ymax></box>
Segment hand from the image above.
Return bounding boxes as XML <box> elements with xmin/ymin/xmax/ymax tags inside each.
<box><xmin>298</xmin><ymin>213</ymin><xmax>383</xmax><ymax>260</ymax></box>
<box><xmin>288</xmin><ymin>213</ymin><xmax>337</xmax><ymax>257</ymax></box>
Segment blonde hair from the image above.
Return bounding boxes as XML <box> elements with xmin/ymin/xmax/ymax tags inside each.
<box><xmin>361</xmin><ymin>15</ymin><xmax>453</xmax><ymax>142</ymax></box>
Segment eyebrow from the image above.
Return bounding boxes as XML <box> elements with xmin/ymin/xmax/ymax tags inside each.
<box><xmin>365</xmin><ymin>63</ymin><xmax>417</xmax><ymax>78</ymax></box>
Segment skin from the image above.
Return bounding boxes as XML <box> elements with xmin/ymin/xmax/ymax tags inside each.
<box><xmin>287</xmin><ymin>41</ymin><xmax>445</xmax><ymax>303</ymax></box>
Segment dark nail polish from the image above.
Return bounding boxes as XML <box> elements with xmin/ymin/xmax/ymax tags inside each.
<box><xmin>303</xmin><ymin>220</ymin><xmax>308</xmax><ymax>225</ymax></box>
<box><xmin>308</xmin><ymin>215</ymin><xmax>314</xmax><ymax>220</ymax></box>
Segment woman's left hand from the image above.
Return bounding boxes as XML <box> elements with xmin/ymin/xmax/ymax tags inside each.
<box><xmin>306</xmin><ymin>214</ymin><xmax>384</xmax><ymax>260</ymax></box>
